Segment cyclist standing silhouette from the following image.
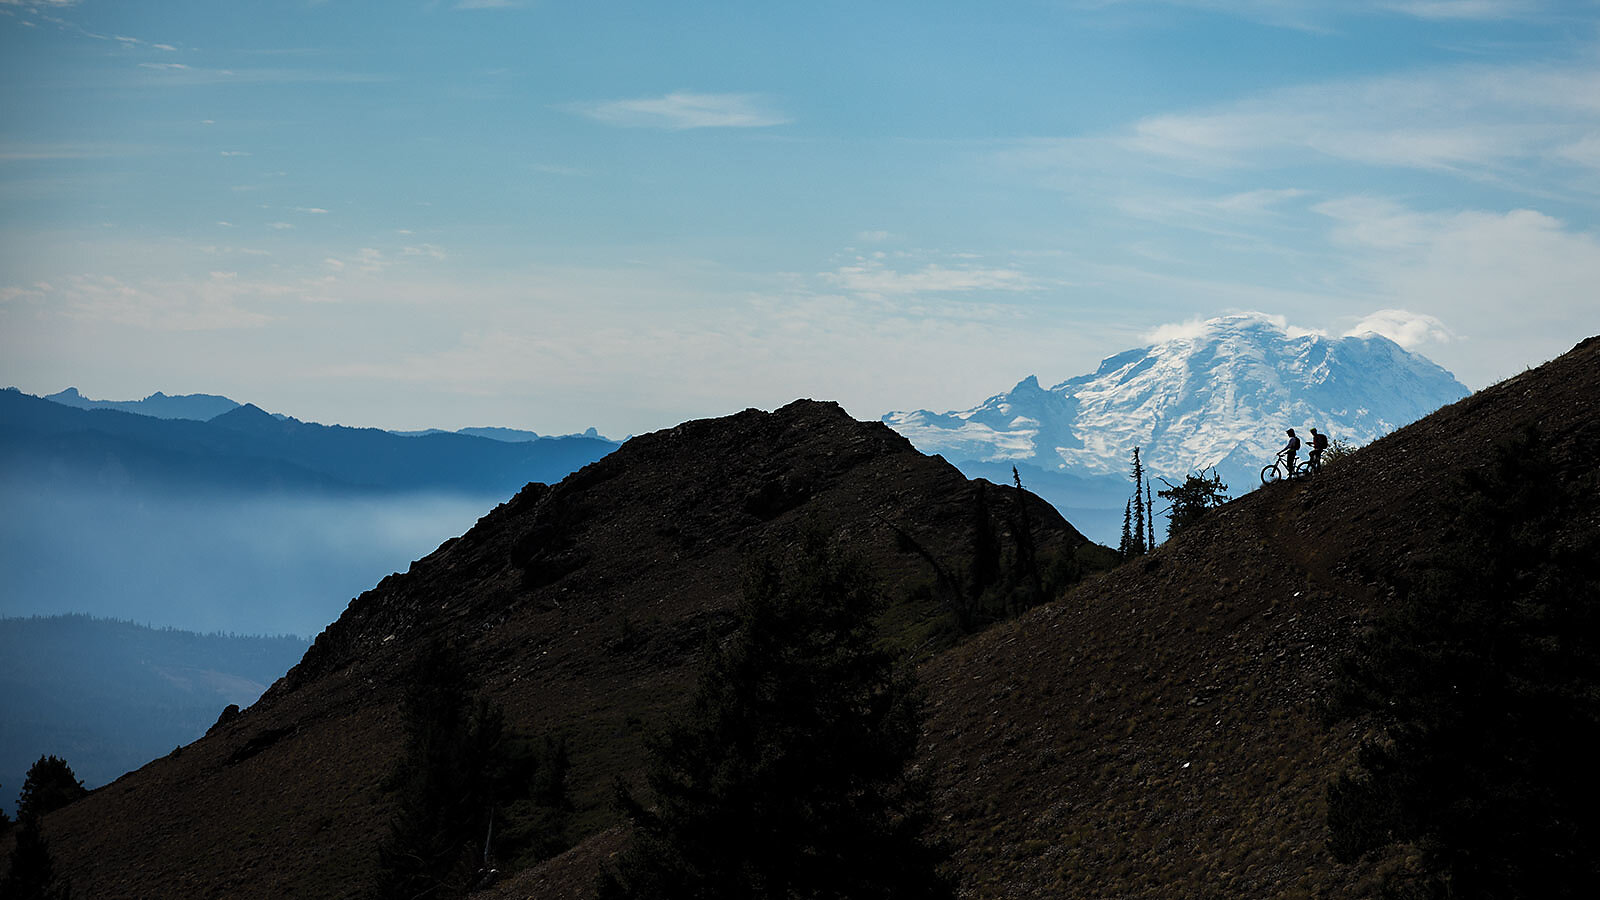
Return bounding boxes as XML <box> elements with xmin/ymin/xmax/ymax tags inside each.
<box><xmin>1283</xmin><ymin>428</ymin><xmax>1301</xmax><ymax>477</ymax></box>
<box><xmin>1308</xmin><ymin>427</ymin><xmax>1328</xmax><ymax>473</ymax></box>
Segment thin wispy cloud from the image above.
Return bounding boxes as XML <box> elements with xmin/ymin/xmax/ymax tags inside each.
<box><xmin>39</xmin><ymin>272</ymin><xmax>275</xmax><ymax>331</ymax></box>
<box><xmin>0</xmin><ymin>142</ymin><xmax>126</xmax><ymax>161</ymax></box>
<box><xmin>824</xmin><ymin>257</ymin><xmax>1039</xmax><ymax>300</ymax></box>
<box><xmin>292</xmin><ymin>207</ymin><xmax>329</xmax><ymax>214</ymax></box>
<box><xmin>198</xmin><ymin>246</ymin><xmax>270</xmax><ymax>257</ymax></box>
<box><xmin>1120</xmin><ymin>62</ymin><xmax>1600</xmax><ymax>181</ymax></box>
<box><xmin>1213</xmin><ymin>188</ymin><xmax>1310</xmax><ymax>213</ymax></box>
<box><xmin>1380</xmin><ymin>0</ymin><xmax>1543</xmax><ymax>20</ymax></box>
<box><xmin>126</xmin><ymin>66</ymin><xmax>391</xmax><ymax>87</ymax></box>
<box><xmin>1112</xmin><ymin>187</ymin><xmax>1314</xmax><ymax>239</ymax></box>
<box><xmin>1070</xmin><ymin>0</ymin><xmax>1550</xmax><ymax>27</ymax></box>
<box><xmin>571</xmin><ymin>92</ymin><xmax>791</xmax><ymax>130</ymax></box>
<box><xmin>531</xmin><ymin>163</ymin><xmax>589</xmax><ymax>176</ymax></box>
<box><xmin>0</xmin><ymin>283</ymin><xmax>50</xmax><ymax>303</ymax></box>
<box><xmin>402</xmin><ymin>244</ymin><xmax>447</xmax><ymax>260</ymax></box>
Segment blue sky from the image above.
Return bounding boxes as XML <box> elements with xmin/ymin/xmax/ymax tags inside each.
<box><xmin>3</xmin><ymin>0</ymin><xmax>1598</xmax><ymax>437</ymax></box>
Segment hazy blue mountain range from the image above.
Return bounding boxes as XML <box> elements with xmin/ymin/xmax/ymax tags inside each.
<box><xmin>884</xmin><ymin>314</ymin><xmax>1471</xmax><ymax>544</ymax></box>
<box><xmin>0</xmin><ymin>615</ymin><xmax>309</xmax><ymax>818</ymax></box>
<box><xmin>0</xmin><ymin>388</ymin><xmax>621</xmax><ymax>635</ymax></box>
<box><xmin>42</xmin><ymin>386</ymin><xmax>244</xmax><ymax>421</ymax></box>
<box><xmin>2</xmin><ymin>388</ymin><xmax>618</xmax><ymax>495</ymax></box>
<box><xmin>389</xmin><ymin>425</ymin><xmax>611</xmax><ymax>442</ymax></box>
<box><xmin>34</xmin><ymin>386</ymin><xmax>613</xmax><ymax>443</ymax></box>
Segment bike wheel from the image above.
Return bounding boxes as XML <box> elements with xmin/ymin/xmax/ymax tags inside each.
<box><xmin>1295</xmin><ymin>461</ymin><xmax>1314</xmax><ymax>478</ymax></box>
<box><xmin>1261</xmin><ymin>464</ymin><xmax>1280</xmax><ymax>485</ymax></box>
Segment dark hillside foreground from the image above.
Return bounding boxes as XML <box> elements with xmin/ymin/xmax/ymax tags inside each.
<box><xmin>478</xmin><ymin>337</ymin><xmax>1598</xmax><ymax>899</ymax></box>
<box><xmin>5</xmin><ymin>400</ymin><xmax>1101</xmax><ymax>898</ymax></box>
<box><xmin>909</xmin><ymin>336</ymin><xmax>1600</xmax><ymax>898</ymax></box>
<box><xmin>6</xmin><ymin>334</ymin><xmax>1595</xmax><ymax>897</ymax></box>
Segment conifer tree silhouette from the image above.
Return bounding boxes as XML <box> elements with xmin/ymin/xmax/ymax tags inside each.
<box><xmin>600</xmin><ymin>537</ymin><xmax>951</xmax><ymax>900</ymax></box>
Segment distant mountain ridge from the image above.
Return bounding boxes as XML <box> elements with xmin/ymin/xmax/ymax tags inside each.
<box><xmin>388</xmin><ymin>425</ymin><xmax>611</xmax><ymax>443</ymax></box>
<box><xmin>883</xmin><ymin>313</ymin><xmax>1469</xmax><ymax>541</ymax></box>
<box><xmin>18</xmin><ymin>386</ymin><xmax>613</xmax><ymax>442</ymax></box>
<box><xmin>41</xmin><ymin>386</ymin><xmax>243</xmax><ymax>421</ymax></box>
<box><xmin>0</xmin><ymin>389</ymin><xmax>620</xmax><ymax>495</ymax></box>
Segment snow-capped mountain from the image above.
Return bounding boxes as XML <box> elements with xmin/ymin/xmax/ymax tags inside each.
<box><xmin>883</xmin><ymin>313</ymin><xmax>1469</xmax><ymax>542</ymax></box>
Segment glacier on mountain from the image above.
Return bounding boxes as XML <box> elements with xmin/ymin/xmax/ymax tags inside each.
<box><xmin>883</xmin><ymin>313</ymin><xmax>1469</xmax><ymax>541</ymax></box>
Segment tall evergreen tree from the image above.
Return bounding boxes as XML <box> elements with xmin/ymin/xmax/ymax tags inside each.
<box><xmin>1145</xmin><ymin>478</ymin><xmax>1155</xmax><ymax>548</ymax></box>
<box><xmin>1119</xmin><ymin>499</ymin><xmax>1133</xmax><ymax>559</ymax></box>
<box><xmin>2</xmin><ymin>812</ymin><xmax>69</xmax><ymax>900</ymax></box>
<box><xmin>1326</xmin><ymin>428</ymin><xmax>1600</xmax><ymax>898</ymax></box>
<box><xmin>600</xmin><ymin>537</ymin><xmax>951</xmax><ymax>900</ymax></box>
<box><xmin>374</xmin><ymin>643</ymin><xmax>571</xmax><ymax>899</ymax></box>
<box><xmin>1131</xmin><ymin>446</ymin><xmax>1146</xmax><ymax>555</ymax></box>
<box><xmin>15</xmin><ymin>756</ymin><xmax>86</xmax><ymax>823</ymax></box>
<box><xmin>3</xmin><ymin>759</ymin><xmax>82</xmax><ymax>900</ymax></box>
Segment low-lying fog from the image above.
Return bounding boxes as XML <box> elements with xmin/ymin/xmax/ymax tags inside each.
<box><xmin>0</xmin><ymin>481</ymin><xmax>501</xmax><ymax>637</ymax></box>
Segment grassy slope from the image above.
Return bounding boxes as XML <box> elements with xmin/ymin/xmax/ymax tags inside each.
<box><xmin>490</xmin><ymin>337</ymin><xmax>1599</xmax><ymax>899</ymax></box>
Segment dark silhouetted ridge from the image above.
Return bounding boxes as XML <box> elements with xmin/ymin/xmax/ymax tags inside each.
<box><xmin>24</xmin><ymin>398</ymin><xmax>1094</xmax><ymax>899</ymax></box>
<box><xmin>206</xmin><ymin>402</ymin><xmax>282</xmax><ymax>431</ymax></box>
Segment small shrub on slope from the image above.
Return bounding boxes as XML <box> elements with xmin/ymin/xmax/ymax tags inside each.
<box><xmin>1156</xmin><ymin>468</ymin><xmax>1230</xmax><ymax>536</ymax></box>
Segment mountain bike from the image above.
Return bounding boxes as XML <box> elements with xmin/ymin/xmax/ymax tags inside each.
<box><xmin>1261</xmin><ymin>451</ymin><xmax>1313</xmax><ymax>484</ymax></box>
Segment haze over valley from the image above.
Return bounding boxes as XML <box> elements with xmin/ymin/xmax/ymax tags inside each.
<box><xmin>0</xmin><ymin>387</ymin><xmax>619</xmax><ymax>635</ymax></box>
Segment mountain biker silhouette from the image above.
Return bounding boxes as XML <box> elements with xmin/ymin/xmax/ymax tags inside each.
<box><xmin>1308</xmin><ymin>427</ymin><xmax>1328</xmax><ymax>473</ymax></box>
